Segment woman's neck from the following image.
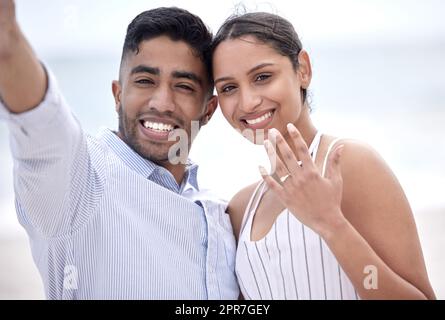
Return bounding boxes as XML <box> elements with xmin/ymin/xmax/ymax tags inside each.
<box><xmin>283</xmin><ymin>107</ymin><xmax>318</xmax><ymax>152</ymax></box>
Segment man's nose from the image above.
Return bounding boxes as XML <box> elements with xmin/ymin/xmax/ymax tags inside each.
<box><xmin>148</xmin><ymin>85</ymin><xmax>176</xmax><ymax>113</ymax></box>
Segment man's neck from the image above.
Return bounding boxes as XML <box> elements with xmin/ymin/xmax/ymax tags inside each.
<box><xmin>115</xmin><ymin>130</ymin><xmax>187</xmax><ymax>185</ymax></box>
<box><xmin>156</xmin><ymin>160</ymin><xmax>187</xmax><ymax>186</ymax></box>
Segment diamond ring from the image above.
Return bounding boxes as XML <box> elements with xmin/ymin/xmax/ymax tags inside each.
<box><xmin>280</xmin><ymin>174</ymin><xmax>291</xmax><ymax>183</ymax></box>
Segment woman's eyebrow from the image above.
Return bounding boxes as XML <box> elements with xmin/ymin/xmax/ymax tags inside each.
<box><xmin>247</xmin><ymin>63</ymin><xmax>274</xmax><ymax>75</ymax></box>
<box><xmin>214</xmin><ymin>63</ymin><xmax>275</xmax><ymax>85</ymax></box>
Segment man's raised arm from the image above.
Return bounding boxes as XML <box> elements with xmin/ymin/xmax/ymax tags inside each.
<box><xmin>0</xmin><ymin>0</ymin><xmax>47</xmax><ymax>113</ymax></box>
<box><xmin>0</xmin><ymin>0</ymin><xmax>105</xmax><ymax>237</ymax></box>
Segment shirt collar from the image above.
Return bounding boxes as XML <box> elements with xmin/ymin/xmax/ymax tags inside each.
<box><xmin>182</xmin><ymin>161</ymin><xmax>199</xmax><ymax>192</ymax></box>
<box><xmin>98</xmin><ymin>128</ymin><xmax>200</xmax><ymax>192</ymax></box>
<box><xmin>99</xmin><ymin>128</ymin><xmax>199</xmax><ymax>192</ymax></box>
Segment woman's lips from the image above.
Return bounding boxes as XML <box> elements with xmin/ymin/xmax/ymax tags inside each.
<box><xmin>241</xmin><ymin>110</ymin><xmax>275</xmax><ymax>130</ymax></box>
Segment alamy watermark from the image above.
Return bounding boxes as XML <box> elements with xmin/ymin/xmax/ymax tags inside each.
<box><xmin>363</xmin><ymin>265</ymin><xmax>378</xmax><ymax>290</ymax></box>
<box><xmin>63</xmin><ymin>265</ymin><xmax>78</xmax><ymax>290</ymax></box>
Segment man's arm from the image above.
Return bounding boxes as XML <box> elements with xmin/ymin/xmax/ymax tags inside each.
<box><xmin>0</xmin><ymin>0</ymin><xmax>47</xmax><ymax>113</ymax></box>
<box><xmin>0</xmin><ymin>0</ymin><xmax>105</xmax><ymax>237</ymax></box>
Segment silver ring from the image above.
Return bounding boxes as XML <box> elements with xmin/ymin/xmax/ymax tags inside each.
<box><xmin>280</xmin><ymin>174</ymin><xmax>291</xmax><ymax>183</ymax></box>
<box><xmin>297</xmin><ymin>160</ymin><xmax>303</xmax><ymax>167</ymax></box>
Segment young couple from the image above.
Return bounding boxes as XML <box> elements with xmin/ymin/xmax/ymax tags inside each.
<box><xmin>0</xmin><ymin>1</ymin><xmax>435</xmax><ymax>300</ymax></box>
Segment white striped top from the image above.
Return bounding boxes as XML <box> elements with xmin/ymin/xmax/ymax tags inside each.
<box><xmin>236</xmin><ymin>132</ymin><xmax>359</xmax><ymax>300</ymax></box>
<box><xmin>0</xmin><ymin>67</ymin><xmax>239</xmax><ymax>300</ymax></box>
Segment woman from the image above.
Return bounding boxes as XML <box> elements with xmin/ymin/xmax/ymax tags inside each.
<box><xmin>211</xmin><ymin>12</ymin><xmax>435</xmax><ymax>299</ymax></box>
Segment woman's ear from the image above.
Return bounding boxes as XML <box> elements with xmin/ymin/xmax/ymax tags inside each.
<box><xmin>201</xmin><ymin>95</ymin><xmax>218</xmax><ymax>126</ymax></box>
<box><xmin>112</xmin><ymin>80</ymin><xmax>122</xmax><ymax>113</ymax></box>
<box><xmin>297</xmin><ymin>50</ymin><xmax>312</xmax><ymax>89</ymax></box>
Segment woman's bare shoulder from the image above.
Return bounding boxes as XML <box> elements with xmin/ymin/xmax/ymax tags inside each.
<box><xmin>227</xmin><ymin>181</ymin><xmax>261</xmax><ymax>241</ymax></box>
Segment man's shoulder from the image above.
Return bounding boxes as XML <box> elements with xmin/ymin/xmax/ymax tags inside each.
<box><xmin>192</xmin><ymin>188</ymin><xmax>229</xmax><ymax>208</ymax></box>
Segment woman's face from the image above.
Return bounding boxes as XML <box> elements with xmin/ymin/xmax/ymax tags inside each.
<box><xmin>213</xmin><ymin>36</ymin><xmax>310</xmax><ymax>144</ymax></box>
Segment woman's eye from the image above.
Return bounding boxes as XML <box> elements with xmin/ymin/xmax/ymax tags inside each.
<box><xmin>255</xmin><ymin>74</ymin><xmax>271</xmax><ymax>82</ymax></box>
<box><xmin>222</xmin><ymin>85</ymin><xmax>236</xmax><ymax>93</ymax></box>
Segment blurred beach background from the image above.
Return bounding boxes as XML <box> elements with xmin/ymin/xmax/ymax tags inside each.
<box><xmin>0</xmin><ymin>0</ymin><xmax>444</xmax><ymax>299</ymax></box>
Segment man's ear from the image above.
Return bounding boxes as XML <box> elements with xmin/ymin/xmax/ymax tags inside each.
<box><xmin>112</xmin><ymin>80</ymin><xmax>122</xmax><ymax>112</ymax></box>
<box><xmin>201</xmin><ymin>95</ymin><xmax>218</xmax><ymax>126</ymax></box>
<box><xmin>296</xmin><ymin>50</ymin><xmax>312</xmax><ymax>89</ymax></box>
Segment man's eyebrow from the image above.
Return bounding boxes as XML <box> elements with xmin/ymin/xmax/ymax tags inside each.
<box><xmin>172</xmin><ymin>70</ymin><xmax>202</xmax><ymax>85</ymax></box>
<box><xmin>214</xmin><ymin>63</ymin><xmax>275</xmax><ymax>85</ymax></box>
<box><xmin>130</xmin><ymin>65</ymin><xmax>160</xmax><ymax>76</ymax></box>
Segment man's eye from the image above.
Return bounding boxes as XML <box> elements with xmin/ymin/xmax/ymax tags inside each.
<box><xmin>177</xmin><ymin>84</ymin><xmax>194</xmax><ymax>92</ymax></box>
<box><xmin>135</xmin><ymin>79</ymin><xmax>153</xmax><ymax>85</ymax></box>
<box><xmin>255</xmin><ymin>74</ymin><xmax>271</xmax><ymax>82</ymax></box>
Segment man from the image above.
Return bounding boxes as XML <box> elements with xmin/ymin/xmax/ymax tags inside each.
<box><xmin>0</xmin><ymin>1</ymin><xmax>238</xmax><ymax>299</ymax></box>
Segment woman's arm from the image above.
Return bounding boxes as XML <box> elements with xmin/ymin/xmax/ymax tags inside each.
<box><xmin>260</xmin><ymin>124</ymin><xmax>436</xmax><ymax>299</ymax></box>
<box><xmin>323</xmin><ymin>139</ymin><xmax>436</xmax><ymax>299</ymax></box>
<box><xmin>227</xmin><ymin>182</ymin><xmax>259</xmax><ymax>242</ymax></box>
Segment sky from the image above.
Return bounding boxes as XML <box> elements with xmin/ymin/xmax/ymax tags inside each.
<box><xmin>3</xmin><ymin>0</ymin><xmax>444</xmax><ymax>211</ymax></box>
<box><xmin>15</xmin><ymin>0</ymin><xmax>445</xmax><ymax>58</ymax></box>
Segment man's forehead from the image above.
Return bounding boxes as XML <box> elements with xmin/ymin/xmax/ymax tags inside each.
<box><xmin>125</xmin><ymin>46</ymin><xmax>205</xmax><ymax>74</ymax></box>
<box><xmin>135</xmin><ymin>37</ymin><xmax>200</xmax><ymax>63</ymax></box>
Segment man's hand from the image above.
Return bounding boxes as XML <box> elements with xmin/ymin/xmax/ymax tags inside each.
<box><xmin>0</xmin><ymin>0</ymin><xmax>47</xmax><ymax>113</ymax></box>
<box><xmin>0</xmin><ymin>0</ymin><xmax>17</xmax><ymax>58</ymax></box>
<box><xmin>0</xmin><ymin>0</ymin><xmax>16</xmax><ymax>25</ymax></box>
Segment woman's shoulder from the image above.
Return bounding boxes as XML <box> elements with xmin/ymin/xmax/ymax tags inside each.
<box><xmin>318</xmin><ymin>134</ymin><xmax>395</xmax><ymax>201</ymax></box>
<box><xmin>321</xmin><ymin>135</ymin><xmax>405</xmax><ymax>219</ymax></box>
<box><xmin>319</xmin><ymin>135</ymin><xmax>385</xmax><ymax>173</ymax></box>
<box><xmin>227</xmin><ymin>181</ymin><xmax>262</xmax><ymax>241</ymax></box>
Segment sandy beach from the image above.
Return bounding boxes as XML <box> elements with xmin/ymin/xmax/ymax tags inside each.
<box><xmin>0</xmin><ymin>207</ymin><xmax>443</xmax><ymax>300</ymax></box>
<box><xmin>413</xmin><ymin>207</ymin><xmax>445</xmax><ymax>299</ymax></box>
<box><xmin>0</xmin><ymin>233</ymin><xmax>45</xmax><ymax>300</ymax></box>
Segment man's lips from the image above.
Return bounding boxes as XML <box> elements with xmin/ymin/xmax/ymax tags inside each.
<box><xmin>138</xmin><ymin>116</ymin><xmax>180</xmax><ymax>129</ymax></box>
<box><xmin>138</xmin><ymin>117</ymin><xmax>181</xmax><ymax>141</ymax></box>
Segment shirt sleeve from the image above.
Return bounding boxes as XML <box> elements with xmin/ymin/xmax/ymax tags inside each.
<box><xmin>0</xmin><ymin>65</ymin><xmax>104</xmax><ymax>237</ymax></box>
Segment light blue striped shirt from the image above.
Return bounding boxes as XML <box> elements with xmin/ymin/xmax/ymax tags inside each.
<box><xmin>0</xmin><ymin>68</ymin><xmax>239</xmax><ymax>300</ymax></box>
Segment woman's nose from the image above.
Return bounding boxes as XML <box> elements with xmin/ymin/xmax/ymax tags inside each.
<box><xmin>239</xmin><ymin>89</ymin><xmax>262</xmax><ymax>114</ymax></box>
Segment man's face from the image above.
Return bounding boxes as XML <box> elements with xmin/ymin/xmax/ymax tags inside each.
<box><xmin>113</xmin><ymin>36</ymin><xmax>217</xmax><ymax>166</ymax></box>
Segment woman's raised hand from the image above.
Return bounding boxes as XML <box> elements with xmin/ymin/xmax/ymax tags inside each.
<box><xmin>259</xmin><ymin>124</ymin><xmax>346</xmax><ymax>236</ymax></box>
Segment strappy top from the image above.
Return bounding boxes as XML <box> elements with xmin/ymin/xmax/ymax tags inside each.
<box><xmin>236</xmin><ymin>133</ymin><xmax>359</xmax><ymax>300</ymax></box>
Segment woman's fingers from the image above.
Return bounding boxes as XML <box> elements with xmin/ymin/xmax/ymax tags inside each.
<box><xmin>286</xmin><ymin>123</ymin><xmax>315</xmax><ymax>171</ymax></box>
<box><xmin>264</xmin><ymin>139</ymin><xmax>289</xmax><ymax>183</ymax></box>
<box><xmin>269</xmin><ymin>128</ymin><xmax>302</xmax><ymax>175</ymax></box>
<box><xmin>259</xmin><ymin>165</ymin><xmax>284</xmax><ymax>194</ymax></box>
<box><xmin>324</xmin><ymin>144</ymin><xmax>344</xmax><ymax>183</ymax></box>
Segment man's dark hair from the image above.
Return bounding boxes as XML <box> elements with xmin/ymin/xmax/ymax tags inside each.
<box><xmin>121</xmin><ymin>7</ymin><xmax>214</xmax><ymax>92</ymax></box>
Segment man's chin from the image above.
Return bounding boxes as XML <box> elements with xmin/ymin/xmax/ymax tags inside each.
<box><xmin>135</xmin><ymin>145</ymin><xmax>171</xmax><ymax>163</ymax></box>
<box><xmin>125</xmin><ymin>131</ymin><xmax>185</xmax><ymax>165</ymax></box>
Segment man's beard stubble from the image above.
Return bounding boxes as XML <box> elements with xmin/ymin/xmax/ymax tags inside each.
<box><xmin>117</xmin><ymin>106</ymin><xmax>171</xmax><ymax>164</ymax></box>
